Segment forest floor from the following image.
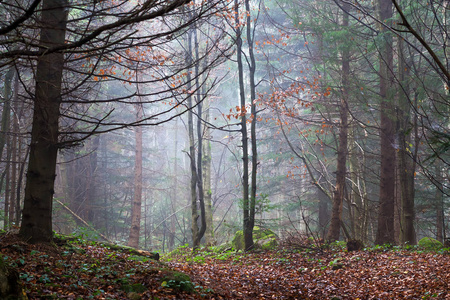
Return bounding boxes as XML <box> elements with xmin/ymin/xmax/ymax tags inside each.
<box><xmin>1</xmin><ymin>232</ymin><xmax>450</xmax><ymax>299</ymax></box>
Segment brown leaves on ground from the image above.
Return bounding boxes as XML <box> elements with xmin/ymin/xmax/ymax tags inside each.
<box><xmin>1</xmin><ymin>232</ymin><xmax>449</xmax><ymax>299</ymax></box>
<box><xmin>166</xmin><ymin>246</ymin><xmax>450</xmax><ymax>299</ymax></box>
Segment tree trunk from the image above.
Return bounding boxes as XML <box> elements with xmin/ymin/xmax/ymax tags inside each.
<box><xmin>246</xmin><ymin>0</ymin><xmax>258</xmax><ymax>251</ymax></box>
<box><xmin>194</xmin><ymin>25</ymin><xmax>206</xmax><ymax>247</ymax></box>
<box><xmin>234</xmin><ymin>0</ymin><xmax>251</xmax><ymax>250</ymax></box>
<box><xmin>203</xmin><ymin>97</ymin><xmax>215</xmax><ymax>246</ymax></box>
<box><xmin>397</xmin><ymin>36</ymin><xmax>416</xmax><ymax>245</ymax></box>
<box><xmin>0</xmin><ymin>67</ymin><xmax>14</xmax><ymax>162</ymax></box>
<box><xmin>4</xmin><ymin>143</ymin><xmax>11</xmax><ymax>229</ymax></box>
<box><xmin>184</xmin><ymin>25</ymin><xmax>200</xmax><ymax>249</ymax></box>
<box><xmin>318</xmin><ymin>185</ymin><xmax>329</xmax><ymax>239</ymax></box>
<box><xmin>168</xmin><ymin>119</ymin><xmax>178</xmax><ymax>250</ymax></box>
<box><xmin>19</xmin><ymin>0</ymin><xmax>68</xmax><ymax>243</ymax></box>
<box><xmin>127</xmin><ymin>102</ymin><xmax>143</xmax><ymax>248</ymax></box>
<box><xmin>349</xmin><ymin>127</ymin><xmax>366</xmax><ymax>242</ymax></box>
<box><xmin>13</xmin><ymin>74</ymin><xmax>23</xmax><ymax>225</ymax></box>
<box><xmin>1</xmin><ymin>68</ymin><xmax>13</xmax><ymax>230</ymax></box>
<box><xmin>435</xmin><ymin>162</ymin><xmax>444</xmax><ymax>243</ymax></box>
<box><xmin>9</xmin><ymin>112</ymin><xmax>17</xmax><ymax>226</ymax></box>
<box><xmin>375</xmin><ymin>0</ymin><xmax>396</xmax><ymax>245</ymax></box>
<box><xmin>326</xmin><ymin>4</ymin><xmax>350</xmax><ymax>242</ymax></box>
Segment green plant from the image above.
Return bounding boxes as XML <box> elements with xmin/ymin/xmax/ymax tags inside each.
<box><xmin>193</xmin><ymin>255</ymin><xmax>205</xmax><ymax>264</ymax></box>
<box><xmin>72</xmin><ymin>227</ymin><xmax>101</xmax><ymax>242</ymax></box>
<box><xmin>367</xmin><ymin>244</ymin><xmax>393</xmax><ymax>252</ymax></box>
<box><xmin>160</xmin><ymin>271</ymin><xmax>194</xmax><ymax>293</ymax></box>
<box><xmin>214</xmin><ymin>250</ymin><xmax>236</xmax><ymax>261</ymax></box>
<box><xmin>329</xmin><ymin>241</ymin><xmax>346</xmax><ymax>251</ymax></box>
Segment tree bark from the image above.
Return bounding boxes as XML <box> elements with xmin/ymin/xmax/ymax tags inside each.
<box><xmin>0</xmin><ymin>68</ymin><xmax>14</xmax><ymax>162</ymax></box>
<box><xmin>435</xmin><ymin>162</ymin><xmax>444</xmax><ymax>243</ymax></box>
<box><xmin>234</xmin><ymin>0</ymin><xmax>251</xmax><ymax>250</ymax></box>
<box><xmin>194</xmin><ymin>24</ymin><xmax>206</xmax><ymax>247</ymax></box>
<box><xmin>348</xmin><ymin>127</ymin><xmax>367</xmax><ymax>242</ymax></box>
<box><xmin>19</xmin><ymin>0</ymin><xmax>68</xmax><ymax>243</ymax></box>
<box><xmin>397</xmin><ymin>36</ymin><xmax>416</xmax><ymax>245</ymax></box>
<box><xmin>128</xmin><ymin>102</ymin><xmax>143</xmax><ymax>248</ymax></box>
<box><xmin>168</xmin><ymin>119</ymin><xmax>179</xmax><ymax>251</ymax></box>
<box><xmin>246</xmin><ymin>0</ymin><xmax>258</xmax><ymax>251</ymax></box>
<box><xmin>203</xmin><ymin>97</ymin><xmax>215</xmax><ymax>246</ymax></box>
<box><xmin>184</xmin><ymin>25</ymin><xmax>200</xmax><ymax>249</ymax></box>
<box><xmin>326</xmin><ymin>4</ymin><xmax>350</xmax><ymax>242</ymax></box>
<box><xmin>375</xmin><ymin>0</ymin><xmax>396</xmax><ymax>245</ymax></box>
<box><xmin>318</xmin><ymin>185</ymin><xmax>329</xmax><ymax>239</ymax></box>
<box><xmin>1</xmin><ymin>68</ymin><xmax>14</xmax><ymax>229</ymax></box>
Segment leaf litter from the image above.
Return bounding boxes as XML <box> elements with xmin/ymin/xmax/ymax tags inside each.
<box><xmin>1</xmin><ymin>232</ymin><xmax>449</xmax><ymax>299</ymax></box>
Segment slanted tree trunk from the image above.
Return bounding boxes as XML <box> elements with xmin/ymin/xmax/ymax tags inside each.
<box><xmin>375</xmin><ymin>0</ymin><xmax>396</xmax><ymax>245</ymax></box>
<box><xmin>19</xmin><ymin>0</ymin><xmax>68</xmax><ymax>243</ymax></box>
<box><xmin>326</xmin><ymin>4</ymin><xmax>350</xmax><ymax>242</ymax></box>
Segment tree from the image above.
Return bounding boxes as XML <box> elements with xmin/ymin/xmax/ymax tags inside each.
<box><xmin>375</xmin><ymin>0</ymin><xmax>396</xmax><ymax>245</ymax></box>
<box><xmin>0</xmin><ymin>0</ymin><xmax>228</xmax><ymax>243</ymax></box>
<box><xmin>19</xmin><ymin>0</ymin><xmax>68</xmax><ymax>243</ymax></box>
<box><xmin>246</xmin><ymin>0</ymin><xmax>259</xmax><ymax>251</ymax></box>
<box><xmin>326</xmin><ymin>2</ymin><xmax>350</xmax><ymax>242</ymax></box>
<box><xmin>127</xmin><ymin>98</ymin><xmax>144</xmax><ymax>248</ymax></box>
<box><xmin>232</xmin><ymin>0</ymin><xmax>259</xmax><ymax>250</ymax></box>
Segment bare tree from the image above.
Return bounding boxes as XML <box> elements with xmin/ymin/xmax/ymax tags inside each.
<box><xmin>0</xmin><ymin>0</ymin><xmax>229</xmax><ymax>243</ymax></box>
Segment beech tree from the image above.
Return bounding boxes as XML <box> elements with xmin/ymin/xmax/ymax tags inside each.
<box><xmin>230</xmin><ymin>0</ymin><xmax>259</xmax><ymax>251</ymax></box>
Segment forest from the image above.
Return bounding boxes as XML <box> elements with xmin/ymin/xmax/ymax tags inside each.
<box><xmin>0</xmin><ymin>0</ymin><xmax>449</xmax><ymax>299</ymax></box>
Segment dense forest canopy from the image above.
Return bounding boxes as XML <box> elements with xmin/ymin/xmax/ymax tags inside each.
<box><xmin>0</xmin><ymin>0</ymin><xmax>448</xmax><ymax>250</ymax></box>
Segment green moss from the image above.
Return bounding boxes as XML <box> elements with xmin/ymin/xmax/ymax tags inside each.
<box><xmin>231</xmin><ymin>231</ymin><xmax>245</xmax><ymax>250</ymax></box>
<box><xmin>231</xmin><ymin>227</ymin><xmax>278</xmax><ymax>250</ymax></box>
<box><xmin>159</xmin><ymin>270</ymin><xmax>194</xmax><ymax>293</ymax></box>
<box><xmin>210</xmin><ymin>243</ymin><xmax>232</xmax><ymax>253</ymax></box>
<box><xmin>260</xmin><ymin>238</ymin><xmax>278</xmax><ymax>250</ymax></box>
<box><xmin>418</xmin><ymin>237</ymin><xmax>443</xmax><ymax>250</ymax></box>
<box><xmin>121</xmin><ymin>283</ymin><xmax>147</xmax><ymax>293</ymax></box>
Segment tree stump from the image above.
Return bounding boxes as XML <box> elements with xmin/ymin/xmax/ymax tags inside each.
<box><xmin>347</xmin><ymin>240</ymin><xmax>364</xmax><ymax>252</ymax></box>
